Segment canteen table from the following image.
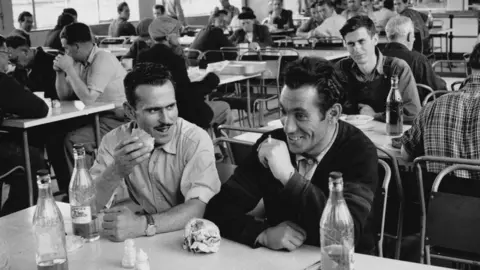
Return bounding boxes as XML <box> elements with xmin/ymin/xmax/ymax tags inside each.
<box><xmin>0</xmin><ymin>101</ymin><xmax>115</xmax><ymax>206</ymax></box>
<box><xmin>0</xmin><ymin>202</ymin><xmax>451</xmax><ymax>270</ymax></box>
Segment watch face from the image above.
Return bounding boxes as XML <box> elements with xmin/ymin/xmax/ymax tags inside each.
<box><xmin>146</xmin><ymin>225</ymin><xmax>156</xmax><ymax>236</ymax></box>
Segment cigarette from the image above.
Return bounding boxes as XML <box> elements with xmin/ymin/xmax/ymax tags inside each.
<box><xmin>267</xmin><ymin>135</ymin><xmax>271</xmax><ymax>143</ymax></box>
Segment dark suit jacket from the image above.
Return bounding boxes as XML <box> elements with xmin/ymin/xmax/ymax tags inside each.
<box><xmin>206</xmin><ymin>122</ymin><xmax>379</xmax><ymax>252</ymax></box>
<box><xmin>383</xmin><ymin>42</ymin><xmax>447</xmax><ymax>100</ymax></box>
<box><xmin>190</xmin><ymin>25</ymin><xmax>234</xmax><ymax>52</ymax></box>
<box><xmin>138</xmin><ymin>43</ymin><xmax>219</xmax><ymax>128</ymax></box>
<box><xmin>229</xmin><ymin>24</ymin><xmax>273</xmax><ymax>47</ymax></box>
<box><xmin>269</xmin><ymin>9</ymin><xmax>294</xmax><ymax>29</ymax></box>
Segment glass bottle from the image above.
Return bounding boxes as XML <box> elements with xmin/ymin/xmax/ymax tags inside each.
<box><xmin>69</xmin><ymin>144</ymin><xmax>99</xmax><ymax>242</ymax></box>
<box><xmin>320</xmin><ymin>172</ymin><xmax>354</xmax><ymax>270</ymax></box>
<box><xmin>32</xmin><ymin>170</ymin><xmax>68</xmax><ymax>270</ymax></box>
<box><xmin>386</xmin><ymin>75</ymin><xmax>404</xmax><ymax>136</ymax></box>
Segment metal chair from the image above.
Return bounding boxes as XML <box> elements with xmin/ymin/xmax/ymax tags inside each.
<box><xmin>413</xmin><ymin>156</ymin><xmax>480</xmax><ymax>265</ymax></box>
<box><xmin>0</xmin><ymin>166</ymin><xmax>25</xmax><ymax>211</ymax></box>
<box><xmin>377</xmin><ymin>159</ymin><xmax>392</xmax><ymax>258</ymax></box>
<box><xmin>217</xmin><ymin>125</ymin><xmax>269</xmax><ymax>165</ymax></box>
<box><xmin>421</xmin><ymin>90</ymin><xmax>449</xmax><ymax>106</ymax></box>
<box><xmin>307</xmin><ymin>36</ymin><xmax>344</xmax><ymax>48</ymax></box>
<box><xmin>432</xmin><ymin>60</ymin><xmax>469</xmax><ymax>77</ymax></box>
<box><xmin>183</xmin><ymin>48</ymin><xmax>202</xmax><ymax>67</ymax></box>
<box><xmin>99</xmin><ymin>37</ymin><xmax>128</xmax><ymax>46</ymax></box>
<box><xmin>417</xmin><ymin>84</ymin><xmax>434</xmax><ymax>105</ymax></box>
<box><xmin>420</xmin><ymin>164</ymin><xmax>480</xmax><ymax>266</ymax></box>
<box><xmin>376</xmin><ymin>147</ymin><xmax>404</xmax><ymax>260</ymax></box>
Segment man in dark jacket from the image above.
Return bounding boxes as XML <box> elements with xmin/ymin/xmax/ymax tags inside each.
<box><xmin>229</xmin><ymin>12</ymin><xmax>273</xmax><ymax>48</ymax></box>
<box><xmin>206</xmin><ymin>57</ymin><xmax>378</xmax><ymax>253</ymax></box>
<box><xmin>383</xmin><ymin>16</ymin><xmax>446</xmax><ymax>101</ymax></box>
<box><xmin>6</xmin><ymin>35</ymin><xmax>58</xmax><ymax>99</ymax></box>
<box><xmin>0</xmin><ymin>35</ymin><xmax>49</xmax><ymax>216</ymax></box>
<box><xmin>138</xmin><ymin>16</ymin><xmax>232</xmax><ymax>129</ymax></box>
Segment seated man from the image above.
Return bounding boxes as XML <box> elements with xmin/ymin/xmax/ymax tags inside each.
<box><xmin>9</xmin><ymin>11</ymin><xmax>33</xmax><ymax>47</ymax></box>
<box><xmin>211</xmin><ymin>0</ymin><xmax>240</xmax><ymax>26</ymax></box>
<box><xmin>394</xmin><ymin>0</ymin><xmax>429</xmax><ymax>52</ymax></box>
<box><xmin>296</xmin><ymin>2</ymin><xmax>323</xmax><ymax>37</ymax></box>
<box><xmin>48</xmin><ymin>22</ymin><xmax>128</xmax><ymax>194</ymax></box>
<box><xmin>308</xmin><ymin>0</ymin><xmax>347</xmax><ymax>38</ymax></box>
<box><xmin>342</xmin><ymin>0</ymin><xmax>375</xmax><ymax>22</ymax></box>
<box><xmin>229</xmin><ymin>12</ymin><xmax>273</xmax><ymax>48</ymax></box>
<box><xmin>336</xmin><ymin>16</ymin><xmax>421</xmax><ymax>123</ymax></box>
<box><xmin>122</xmin><ymin>18</ymin><xmax>153</xmax><ymax>67</ymax></box>
<box><xmin>138</xmin><ymin>16</ymin><xmax>233</xmax><ymax>130</ymax></box>
<box><xmin>383</xmin><ymin>16</ymin><xmax>446</xmax><ymax>101</ymax></box>
<box><xmin>373</xmin><ymin>0</ymin><xmax>395</xmax><ymax>32</ymax></box>
<box><xmin>190</xmin><ymin>10</ymin><xmax>235</xmax><ymax>53</ymax></box>
<box><xmin>0</xmin><ymin>35</ymin><xmax>49</xmax><ymax>216</ymax></box>
<box><xmin>206</xmin><ymin>57</ymin><xmax>379</xmax><ymax>253</ymax></box>
<box><xmin>44</xmin><ymin>13</ymin><xmax>76</xmax><ymax>52</ymax></box>
<box><xmin>401</xmin><ymin>43</ymin><xmax>480</xmax><ymax>180</ymax></box>
<box><xmin>153</xmin><ymin>4</ymin><xmax>165</xmax><ymax>18</ymax></box>
<box><xmin>93</xmin><ymin>63</ymin><xmax>221</xmax><ymax>241</ymax></box>
<box><xmin>6</xmin><ymin>35</ymin><xmax>58</xmax><ymax>99</ymax></box>
<box><xmin>108</xmin><ymin>2</ymin><xmax>136</xmax><ymax>37</ymax></box>
<box><xmin>267</xmin><ymin>0</ymin><xmax>294</xmax><ymax>30</ymax></box>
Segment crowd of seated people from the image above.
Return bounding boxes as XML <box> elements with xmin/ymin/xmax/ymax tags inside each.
<box><xmin>2</xmin><ymin>0</ymin><xmax>476</xmax><ymax>265</ymax></box>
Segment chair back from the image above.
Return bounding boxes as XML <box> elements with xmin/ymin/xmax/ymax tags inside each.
<box><xmin>198</xmin><ymin>49</ymin><xmax>238</xmax><ymax>69</ymax></box>
<box><xmin>238</xmin><ymin>50</ymin><xmax>283</xmax><ymax>81</ymax></box>
<box><xmin>421</xmin><ymin>90</ymin><xmax>449</xmax><ymax>107</ymax></box>
<box><xmin>417</xmin><ymin>83</ymin><xmax>434</xmax><ymax>105</ymax></box>
<box><xmin>376</xmin><ymin>159</ymin><xmax>392</xmax><ymax>258</ymax></box>
<box><xmin>183</xmin><ymin>48</ymin><xmax>202</xmax><ymax>67</ymax></box>
<box><xmin>425</xmin><ymin>164</ymin><xmax>480</xmax><ymax>264</ymax></box>
<box><xmin>100</xmin><ymin>37</ymin><xmax>128</xmax><ymax>46</ymax></box>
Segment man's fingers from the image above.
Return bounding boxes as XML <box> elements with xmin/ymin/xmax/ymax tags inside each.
<box><xmin>132</xmin><ymin>152</ymin><xmax>151</xmax><ymax>165</ymax></box>
<box><xmin>103</xmin><ymin>205</ymin><xmax>126</xmax><ymax>215</ymax></box>
<box><xmin>282</xmin><ymin>238</ymin><xmax>298</xmax><ymax>251</ymax></box>
<box><xmin>288</xmin><ymin>234</ymin><xmax>305</xmax><ymax>248</ymax></box>
<box><xmin>127</xmin><ymin>146</ymin><xmax>152</xmax><ymax>161</ymax></box>
<box><xmin>102</xmin><ymin>220</ymin><xmax>115</xmax><ymax>230</ymax></box>
<box><xmin>286</xmin><ymin>221</ymin><xmax>307</xmax><ymax>238</ymax></box>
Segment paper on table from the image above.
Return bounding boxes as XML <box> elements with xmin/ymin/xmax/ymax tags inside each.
<box><xmin>74</xmin><ymin>101</ymin><xmax>86</xmax><ymax>110</ymax></box>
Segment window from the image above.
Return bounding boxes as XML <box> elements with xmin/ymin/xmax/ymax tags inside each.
<box><xmin>181</xmin><ymin>0</ymin><xmax>243</xmax><ymax>17</ymax></box>
<box><xmin>12</xmin><ymin>0</ymin><xmax>139</xmax><ymax>30</ymax></box>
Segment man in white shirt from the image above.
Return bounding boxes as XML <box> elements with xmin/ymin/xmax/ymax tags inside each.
<box><xmin>308</xmin><ymin>0</ymin><xmax>347</xmax><ymax>38</ymax></box>
<box><xmin>162</xmin><ymin>0</ymin><xmax>187</xmax><ymax>26</ymax></box>
<box><xmin>374</xmin><ymin>0</ymin><xmax>396</xmax><ymax>32</ymax></box>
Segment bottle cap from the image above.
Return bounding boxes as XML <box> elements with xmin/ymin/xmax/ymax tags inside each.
<box><xmin>329</xmin><ymin>171</ymin><xmax>342</xmax><ymax>180</ymax></box>
<box><xmin>36</xmin><ymin>169</ymin><xmax>49</xmax><ymax>177</ymax></box>
<box><xmin>73</xmin><ymin>143</ymin><xmax>85</xmax><ymax>150</ymax></box>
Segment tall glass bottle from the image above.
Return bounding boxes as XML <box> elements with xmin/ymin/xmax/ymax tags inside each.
<box><xmin>69</xmin><ymin>144</ymin><xmax>99</xmax><ymax>242</ymax></box>
<box><xmin>386</xmin><ymin>75</ymin><xmax>404</xmax><ymax>136</ymax></box>
<box><xmin>33</xmin><ymin>170</ymin><xmax>68</xmax><ymax>270</ymax></box>
<box><xmin>320</xmin><ymin>172</ymin><xmax>354</xmax><ymax>270</ymax></box>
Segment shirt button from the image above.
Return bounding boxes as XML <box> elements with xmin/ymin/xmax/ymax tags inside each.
<box><xmin>308</xmin><ymin>159</ymin><xmax>314</xmax><ymax>165</ymax></box>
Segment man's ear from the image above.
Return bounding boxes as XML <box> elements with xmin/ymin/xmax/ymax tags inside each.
<box><xmin>123</xmin><ymin>102</ymin><xmax>136</xmax><ymax>121</ymax></box>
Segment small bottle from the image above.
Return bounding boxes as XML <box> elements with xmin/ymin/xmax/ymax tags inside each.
<box><xmin>427</xmin><ymin>10</ymin><xmax>434</xmax><ymax>29</ymax></box>
<box><xmin>69</xmin><ymin>144</ymin><xmax>99</xmax><ymax>242</ymax></box>
<box><xmin>33</xmin><ymin>170</ymin><xmax>69</xmax><ymax>270</ymax></box>
<box><xmin>320</xmin><ymin>172</ymin><xmax>354</xmax><ymax>270</ymax></box>
<box><xmin>386</xmin><ymin>75</ymin><xmax>404</xmax><ymax>136</ymax></box>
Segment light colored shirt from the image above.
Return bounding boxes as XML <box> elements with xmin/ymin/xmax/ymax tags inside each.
<box><xmin>295</xmin><ymin>124</ymin><xmax>338</xmax><ymax>180</ymax></box>
<box><xmin>211</xmin><ymin>5</ymin><xmax>240</xmax><ymax>25</ymax></box>
<box><xmin>90</xmin><ymin>118</ymin><xmax>221</xmax><ymax>214</ymax></box>
<box><xmin>162</xmin><ymin>0</ymin><xmax>186</xmax><ymax>26</ymax></box>
<box><xmin>309</xmin><ymin>12</ymin><xmax>347</xmax><ymax>38</ymax></box>
<box><xmin>374</xmin><ymin>8</ymin><xmax>396</xmax><ymax>31</ymax></box>
<box><xmin>66</xmin><ymin>45</ymin><xmax>126</xmax><ymax>108</ymax></box>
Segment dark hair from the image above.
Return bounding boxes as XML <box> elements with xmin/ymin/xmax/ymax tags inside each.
<box><xmin>63</xmin><ymin>8</ymin><xmax>77</xmax><ymax>17</ymax></box>
<box><xmin>5</xmin><ymin>35</ymin><xmax>29</xmax><ymax>49</ymax></box>
<box><xmin>469</xmin><ymin>43</ymin><xmax>480</xmax><ymax>70</ymax></box>
<box><xmin>124</xmin><ymin>62</ymin><xmax>174</xmax><ymax>107</ymax></box>
<box><xmin>318</xmin><ymin>0</ymin><xmax>335</xmax><ymax>8</ymax></box>
<box><xmin>60</xmin><ymin>23</ymin><xmax>93</xmax><ymax>45</ymax></box>
<box><xmin>55</xmin><ymin>13</ymin><xmax>75</xmax><ymax>30</ymax></box>
<box><xmin>117</xmin><ymin>2</ymin><xmax>129</xmax><ymax>14</ymax></box>
<box><xmin>238</xmin><ymin>12</ymin><xmax>256</xmax><ymax>20</ymax></box>
<box><xmin>241</xmin><ymin>6</ymin><xmax>254</xmax><ymax>14</ymax></box>
<box><xmin>18</xmin><ymin>11</ymin><xmax>33</xmax><ymax>23</ymax></box>
<box><xmin>283</xmin><ymin>57</ymin><xmax>345</xmax><ymax>117</ymax></box>
<box><xmin>383</xmin><ymin>0</ymin><xmax>394</xmax><ymax>10</ymax></box>
<box><xmin>340</xmin><ymin>15</ymin><xmax>376</xmax><ymax>38</ymax></box>
<box><xmin>154</xmin><ymin>4</ymin><xmax>165</xmax><ymax>14</ymax></box>
<box><xmin>401</xmin><ymin>0</ymin><xmax>408</xmax><ymax>3</ymax></box>
<box><xmin>0</xmin><ymin>35</ymin><xmax>6</xmax><ymax>48</ymax></box>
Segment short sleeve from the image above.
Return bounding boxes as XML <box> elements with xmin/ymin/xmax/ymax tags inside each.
<box><xmin>180</xmin><ymin>129</ymin><xmax>221</xmax><ymax>204</ymax></box>
<box><xmin>86</xmin><ymin>51</ymin><xmax>117</xmax><ymax>94</ymax></box>
<box><xmin>401</xmin><ymin>103</ymin><xmax>431</xmax><ymax>158</ymax></box>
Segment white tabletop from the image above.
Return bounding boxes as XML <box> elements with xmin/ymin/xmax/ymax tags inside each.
<box><xmin>103</xmin><ymin>47</ymin><xmax>129</xmax><ymax>57</ymax></box>
<box><xmin>188</xmin><ymin>68</ymin><xmax>262</xmax><ymax>85</ymax></box>
<box><xmin>296</xmin><ymin>49</ymin><xmax>349</xmax><ymax>60</ymax></box>
<box><xmin>234</xmin><ymin>119</ymin><xmax>411</xmax><ymax>159</ymax></box>
<box><xmin>180</xmin><ymin>36</ymin><xmax>196</xmax><ymax>46</ymax></box>
<box><xmin>1</xmin><ymin>203</ymin><xmax>449</xmax><ymax>270</ymax></box>
<box><xmin>1</xmin><ymin>101</ymin><xmax>116</xmax><ymax>129</ymax></box>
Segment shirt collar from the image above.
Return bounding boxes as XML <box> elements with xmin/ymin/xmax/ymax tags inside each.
<box><xmin>84</xmin><ymin>45</ymin><xmax>99</xmax><ymax>66</ymax></box>
<box><xmin>350</xmin><ymin>47</ymin><xmax>385</xmax><ymax>75</ymax></box>
<box><xmin>157</xmin><ymin>119</ymin><xmax>181</xmax><ymax>155</ymax></box>
<box><xmin>294</xmin><ymin>123</ymin><xmax>338</xmax><ymax>165</ymax></box>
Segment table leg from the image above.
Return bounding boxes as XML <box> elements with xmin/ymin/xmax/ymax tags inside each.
<box><xmin>22</xmin><ymin>130</ymin><xmax>33</xmax><ymax>206</ymax></box>
<box><xmin>246</xmin><ymin>79</ymin><xmax>253</xmax><ymax>127</ymax></box>
<box><xmin>94</xmin><ymin>114</ymin><xmax>101</xmax><ymax>147</ymax></box>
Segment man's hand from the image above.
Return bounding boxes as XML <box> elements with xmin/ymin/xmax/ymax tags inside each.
<box><xmin>257</xmin><ymin>138</ymin><xmax>295</xmax><ymax>185</ymax></box>
<box><xmin>54</xmin><ymin>54</ymin><xmax>75</xmax><ymax>72</ymax></box>
<box><xmin>102</xmin><ymin>206</ymin><xmax>147</xmax><ymax>242</ymax></box>
<box><xmin>358</xmin><ymin>103</ymin><xmax>376</xmax><ymax>117</ymax></box>
<box><xmin>257</xmin><ymin>221</ymin><xmax>307</xmax><ymax>251</ymax></box>
<box><xmin>113</xmin><ymin>137</ymin><xmax>153</xmax><ymax>178</ymax></box>
<box><xmin>249</xmin><ymin>42</ymin><xmax>261</xmax><ymax>51</ymax></box>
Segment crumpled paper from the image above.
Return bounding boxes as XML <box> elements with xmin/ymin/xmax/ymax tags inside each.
<box><xmin>183</xmin><ymin>218</ymin><xmax>221</xmax><ymax>253</ymax></box>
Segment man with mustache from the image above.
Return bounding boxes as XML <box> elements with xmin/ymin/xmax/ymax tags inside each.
<box><xmin>206</xmin><ymin>58</ymin><xmax>378</xmax><ymax>253</ymax></box>
<box><xmin>92</xmin><ymin>63</ymin><xmax>221</xmax><ymax>241</ymax></box>
<box><xmin>336</xmin><ymin>16</ymin><xmax>421</xmax><ymax>123</ymax></box>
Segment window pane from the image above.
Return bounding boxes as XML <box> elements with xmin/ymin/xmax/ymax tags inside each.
<box><xmin>182</xmin><ymin>0</ymin><xmax>243</xmax><ymax>17</ymax></box>
<box><xmin>11</xmin><ymin>0</ymin><xmax>33</xmax><ymax>29</ymax></box>
<box><xmin>99</xmin><ymin>0</ymin><xmax>139</xmax><ymax>22</ymax></box>
<box><xmin>33</xmin><ymin>0</ymin><xmax>65</xmax><ymax>29</ymax></box>
<box><xmin>66</xmin><ymin>0</ymin><xmax>100</xmax><ymax>25</ymax></box>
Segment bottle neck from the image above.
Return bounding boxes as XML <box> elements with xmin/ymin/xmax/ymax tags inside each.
<box><xmin>38</xmin><ymin>182</ymin><xmax>53</xmax><ymax>199</ymax></box>
<box><xmin>74</xmin><ymin>154</ymin><xmax>87</xmax><ymax>170</ymax></box>
<box><xmin>328</xmin><ymin>181</ymin><xmax>345</xmax><ymax>202</ymax></box>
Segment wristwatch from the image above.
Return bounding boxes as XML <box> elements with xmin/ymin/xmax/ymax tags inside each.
<box><xmin>144</xmin><ymin>214</ymin><xmax>156</xmax><ymax>237</ymax></box>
